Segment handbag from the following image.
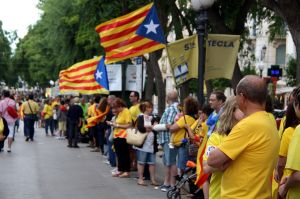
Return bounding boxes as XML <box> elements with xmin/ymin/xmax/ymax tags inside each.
<box><xmin>126</xmin><ymin>127</ymin><xmax>147</xmax><ymax>147</ymax></box>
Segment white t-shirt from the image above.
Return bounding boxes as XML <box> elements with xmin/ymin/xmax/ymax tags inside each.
<box><xmin>136</xmin><ymin>115</ymin><xmax>154</xmax><ymax>153</ymax></box>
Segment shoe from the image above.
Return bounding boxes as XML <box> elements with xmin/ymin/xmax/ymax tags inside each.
<box><xmin>73</xmin><ymin>145</ymin><xmax>80</xmax><ymax>148</ymax></box>
<box><xmin>137</xmin><ymin>181</ymin><xmax>147</xmax><ymax>186</ymax></box>
<box><xmin>160</xmin><ymin>185</ymin><xmax>171</xmax><ymax>192</ymax></box>
<box><xmin>67</xmin><ymin>145</ymin><xmax>72</xmax><ymax>148</ymax></box>
<box><xmin>151</xmin><ymin>181</ymin><xmax>159</xmax><ymax>186</ymax></box>
<box><xmin>90</xmin><ymin>148</ymin><xmax>100</xmax><ymax>152</ymax></box>
<box><xmin>111</xmin><ymin>168</ymin><xmax>118</xmax><ymax>172</ymax></box>
<box><xmin>112</xmin><ymin>171</ymin><xmax>121</xmax><ymax>177</ymax></box>
<box><xmin>7</xmin><ymin>148</ymin><xmax>11</xmax><ymax>153</ymax></box>
<box><xmin>103</xmin><ymin>160</ymin><xmax>110</xmax><ymax>165</ymax></box>
<box><xmin>119</xmin><ymin>172</ymin><xmax>130</xmax><ymax>178</ymax></box>
<box><xmin>25</xmin><ymin>137</ymin><xmax>29</xmax><ymax>142</ymax></box>
<box><xmin>30</xmin><ymin>138</ymin><xmax>34</xmax><ymax>142</ymax></box>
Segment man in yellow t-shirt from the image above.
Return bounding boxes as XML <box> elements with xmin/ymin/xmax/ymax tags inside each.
<box><xmin>279</xmin><ymin>99</ymin><xmax>300</xmax><ymax>198</ymax></box>
<box><xmin>128</xmin><ymin>91</ymin><xmax>141</xmax><ymax>171</ymax></box>
<box><xmin>207</xmin><ymin>75</ymin><xmax>280</xmax><ymax>199</ymax></box>
<box><xmin>129</xmin><ymin>91</ymin><xmax>141</xmax><ymax>124</ymax></box>
<box><xmin>42</xmin><ymin>99</ymin><xmax>54</xmax><ymax>136</ymax></box>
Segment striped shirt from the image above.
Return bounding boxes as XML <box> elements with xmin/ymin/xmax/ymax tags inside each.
<box><xmin>157</xmin><ymin>102</ymin><xmax>179</xmax><ymax>144</ymax></box>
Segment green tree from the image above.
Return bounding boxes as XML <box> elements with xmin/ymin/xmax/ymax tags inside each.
<box><xmin>0</xmin><ymin>21</ymin><xmax>14</xmax><ymax>85</ymax></box>
<box><xmin>285</xmin><ymin>57</ymin><xmax>297</xmax><ymax>86</ymax></box>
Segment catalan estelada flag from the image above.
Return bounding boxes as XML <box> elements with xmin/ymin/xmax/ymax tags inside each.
<box><xmin>86</xmin><ymin>105</ymin><xmax>110</xmax><ymax>128</ymax></box>
<box><xmin>59</xmin><ymin>56</ymin><xmax>109</xmax><ymax>95</ymax></box>
<box><xmin>95</xmin><ymin>3</ymin><xmax>166</xmax><ymax>64</ymax></box>
<box><xmin>195</xmin><ymin>133</ymin><xmax>210</xmax><ymax>187</ymax></box>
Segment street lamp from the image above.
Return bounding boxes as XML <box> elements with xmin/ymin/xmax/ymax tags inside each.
<box><xmin>258</xmin><ymin>62</ymin><xmax>264</xmax><ymax>77</ymax></box>
<box><xmin>191</xmin><ymin>0</ymin><xmax>215</xmax><ymax>106</ymax></box>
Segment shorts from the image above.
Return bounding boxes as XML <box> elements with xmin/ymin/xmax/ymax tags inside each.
<box><xmin>173</xmin><ymin>145</ymin><xmax>189</xmax><ymax>170</ymax></box>
<box><xmin>58</xmin><ymin>121</ymin><xmax>67</xmax><ymax>131</ymax></box>
<box><xmin>137</xmin><ymin>150</ymin><xmax>156</xmax><ymax>165</ymax></box>
<box><xmin>162</xmin><ymin>142</ymin><xmax>177</xmax><ymax>166</ymax></box>
<box><xmin>7</xmin><ymin>125</ymin><xmax>14</xmax><ymax>138</ymax></box>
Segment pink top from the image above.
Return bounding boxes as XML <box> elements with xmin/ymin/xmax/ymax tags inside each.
<box><xmin>0</xmin><ymin>97</ymin><xmax>17</xmax><ymax>125</ymax></box>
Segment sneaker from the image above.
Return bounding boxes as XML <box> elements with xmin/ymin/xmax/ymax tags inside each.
<box><xmin>160</xmin><ymin>185</ymin><xmax>171</xmax><ymax>192</ymax></box>
<box><xmin>111</xmin><ymin>167</ymin><xmax>118</xmax><ymax>172</ymax></box>
<box><xmin>103</xmin><ymin>160</ymin><xmax>110</xmax><ymax>165</ymax></box>
<box><xmin>7</xmin><ymin>148</ymin><xmax>11</xmax><ymax>153</ymax></box>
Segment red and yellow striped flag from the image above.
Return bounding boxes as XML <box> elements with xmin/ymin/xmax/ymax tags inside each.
<box><xmin>59</xmin><ymin>57</ymin><xmax>109</xmax><ymax>95</ymax></box>
<box><xmin>96</xmin><ymin>3</ymin><xmax>166</xmax><ymax>64</ymax></box>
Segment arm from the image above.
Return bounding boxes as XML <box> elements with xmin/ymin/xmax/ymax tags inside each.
<box><xmin>203</xmin><ymin>160</ymin><xmax>218</xmax><ymax>173</ymax></box>
<box><xmin>207</xmin><ymin>148</ymin><xmax>231</xmax><ymax>171</ymax></box>
<box><xmin>137</xmin><ymin>115</ymin><xmax>147</xmax><ymax>133</ymax></box>
<box><xmin>168</xmin><ymin>123</ymin><xmax>180</xmax><ymax>133</ymax></box>
<box><xmin>275</xmin><ymin>156</ymin><xmax>287</xmax><ymax>183</ymax></box>
<box><xmin>279</xmin><ymin>171</ymin><xmax>300</xmax><ymax>197</ymax></box>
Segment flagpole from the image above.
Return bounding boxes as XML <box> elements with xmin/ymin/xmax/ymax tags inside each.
<box><xmin>141</xmin><ymin>57</ymin><xmax>144</xmax><ymax>99</ymax></box>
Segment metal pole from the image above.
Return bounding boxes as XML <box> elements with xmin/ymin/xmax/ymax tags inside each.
<box><xmin>195</xmin><ymin>10</ymin><xmax>208</xmax><ymax>107</ymax></box>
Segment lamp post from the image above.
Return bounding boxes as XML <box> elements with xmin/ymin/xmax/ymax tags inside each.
<box><xmin>258</xmin><ymin>62</ymin><xmax>264</xmax><ymax>78</ymax></box>
<box><xmin>191</xmin><ymin>0</ymin><xmax>215</xmax><ymax>106</ymax></box>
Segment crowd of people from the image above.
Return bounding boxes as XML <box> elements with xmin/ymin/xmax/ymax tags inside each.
<box><xmin>1</xmin><ymin>75</ymin><xmax>300</xmax><ymax>198</ymax></box>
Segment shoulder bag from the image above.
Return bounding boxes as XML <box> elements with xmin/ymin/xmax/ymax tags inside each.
<box><xmin>126</xmin><ymin>117</ymin><xmax>147</xmax><ymax>147</ymax></box>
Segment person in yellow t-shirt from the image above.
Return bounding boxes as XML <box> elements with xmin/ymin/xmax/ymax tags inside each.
<box><xmin>106</xmin><ymin>98</ymin><xmax>131</xmax><ymax>178</ymax></box>
<box><xmin>42</xmin><ymin>99</ymin><xmax>54</xmax><ymax>136</ymax></box>
<box><xmin>168</xmin><ymin>96</ymin><xmax>198</xmax><ymax>172</ymax></box>
<box><xmin>278</xmin><ymin>93</ymin><xmax>300</xmax><ymax>198</ymax></box>
<box><xmin>128</xmin><ymin>91</ymin><xmax>141</xmax><ymax>171</ymax></box>
<box><xmin>185</xmin><ymin>104</ymin><xmax>213</xmax><ymax>199</ymax></box>
<box><xmin>208</xmin><ymin>75</ymin><xmax>280</xmax><ymax>199</ymax></box>
<box><xmin>129</xmin><ymin>91</ymin><xmax>141</xmax><ymax>124</ymax></box>
<box><xmin>203</xmin><ymin>96</ymin><xmax>244</xmax><ymax>199</ymax></box>
<box><xmin>274</xmin><ymin>103</ymin><xmax>299</xmax><ymax>183</ymax></box>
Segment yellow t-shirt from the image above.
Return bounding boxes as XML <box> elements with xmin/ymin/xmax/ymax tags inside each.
<box><xmin>278</xmin><ymin>116</ymin><xmax>286</xmax><ymax>138</ymax></box>
<box><xmin>191</xmin><ymin>120</ymin><xmax>208</xmax><ymax>138</ymax></box>
<box><xmin>129</xmin><ymin>103</ymin><xmax>141</xmax><ymax>123</ymax></box>
<box><xmin>113</xmin><ymin>108</ymin><xmax>131</xmax><ymax>138</ymax></box>
<box><xmin>279</xmin><ymin>127</ymin><xmax>295</xmax><ymax>182</ymax></box>
<box><xmin>285</xmin><ymin>125</ymin><xmax>300</xmax><ymax>199</ymax></box>
<box><xmin>43</xmin><ymin>104</ymin><xmax>53</xmax><ymax>119</ymax></box>
<box><xmin>219</xmin><ymin>111</ymin><xmax>280</xmax><ymax>199</ymax></box>
<box><xmin>203</xmin><ymin>132</ymin><xmax>225</xmax><ymax>199</ymax></box>
<box><xmin>171</xmin><ymin>115</ymin><xmax>195</xmax><ymax>146</ymax></box>
<box><xmin>279</xmin><ymin>127</ymin><xmax>295</xmax><ymax>157</ymax></box>
<box><xmin>51</xmin><ymin>101</ymin><xmax>59</xmax><ymax>108</ymax></box>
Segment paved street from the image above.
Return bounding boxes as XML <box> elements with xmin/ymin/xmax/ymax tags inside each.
<box><xmin>0</xmin><ymin>123</ymin><xmax>167</xmax><ymax>199</ymax></box>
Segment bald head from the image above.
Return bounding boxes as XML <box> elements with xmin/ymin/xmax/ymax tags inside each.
<box><xmin>236</xmin><ymin>75</ymin><xmax>267</xmax><ymax>105</ymax></box>
<box><xmin>167</xmin><ymin>91</ymin><xmax>178</xmax><ymax>103</ymax></box>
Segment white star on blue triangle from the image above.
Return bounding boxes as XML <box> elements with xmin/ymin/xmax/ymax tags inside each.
<box><xmin>136</xmin><ymin>5</ymin><xmax>166</xmax><ymax>44</ymax></box>
<box><xmin>94</xmin><ymin>56</ymin><xmax>109</xmax><ymax>90</ymax></box>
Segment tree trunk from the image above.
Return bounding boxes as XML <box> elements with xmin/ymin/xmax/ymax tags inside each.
<box><xmin>179</xmin><ymin>83</ymin><xmax>190</xmax><ymax>102</ymax></box>
<box><xmin>149</xmin><ymin>52</ymin><xmax>166</xmax><ymax>116</ymax></box>
<box><xmin>231</xmin><ymin>61</ymin><xmax>243</xmax><ymax>89</ymax></box>
<box><xmin>261</xmin><ymin>0</ymin><xmax>300</xmax><ymax>84</ymax></box>
<box><xmin>144</xmin><ymin>59</ymin><xmax>154</xmax><ymax>101</ymax></box>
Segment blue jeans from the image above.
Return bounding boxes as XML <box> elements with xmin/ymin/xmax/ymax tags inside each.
<box><xmin>45</xmin><ymin>117</ymin><xmax>54</xmax><ymax>135</ymax></box>
<box><xmin>24</xmin><ymin>115</ymin><xmax>35</xmax><ymax>139</ymax></box>
<box><xmin>106</xmin><ymin>130</ymin><xmax>116</xmax><ymax>167</ymax></box>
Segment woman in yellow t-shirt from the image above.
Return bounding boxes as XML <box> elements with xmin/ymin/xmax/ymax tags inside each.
<box><xmin>203</xmin><ymin>96</ymin><xmax>244</xmax><ymax>199</ymax></box>
<box><xmin>168</xmin><ymin>96</ymin><xmax>199</xmax><ymax>173</ymax></box>
<box><xmin>106</xmin><ymin>98</ymin><xmax>131</xmax><ymax>178</ymax></box>
<box><xmin>274</xmin><ymin>103</ymin><xmax>299</xmax><ymax>186</ymax></box>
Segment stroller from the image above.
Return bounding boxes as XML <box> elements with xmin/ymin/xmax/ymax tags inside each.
<box><xmin>166</xmin><ymin>161</ymin><xmax>204</xmax><ymax>199</ymax></box>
